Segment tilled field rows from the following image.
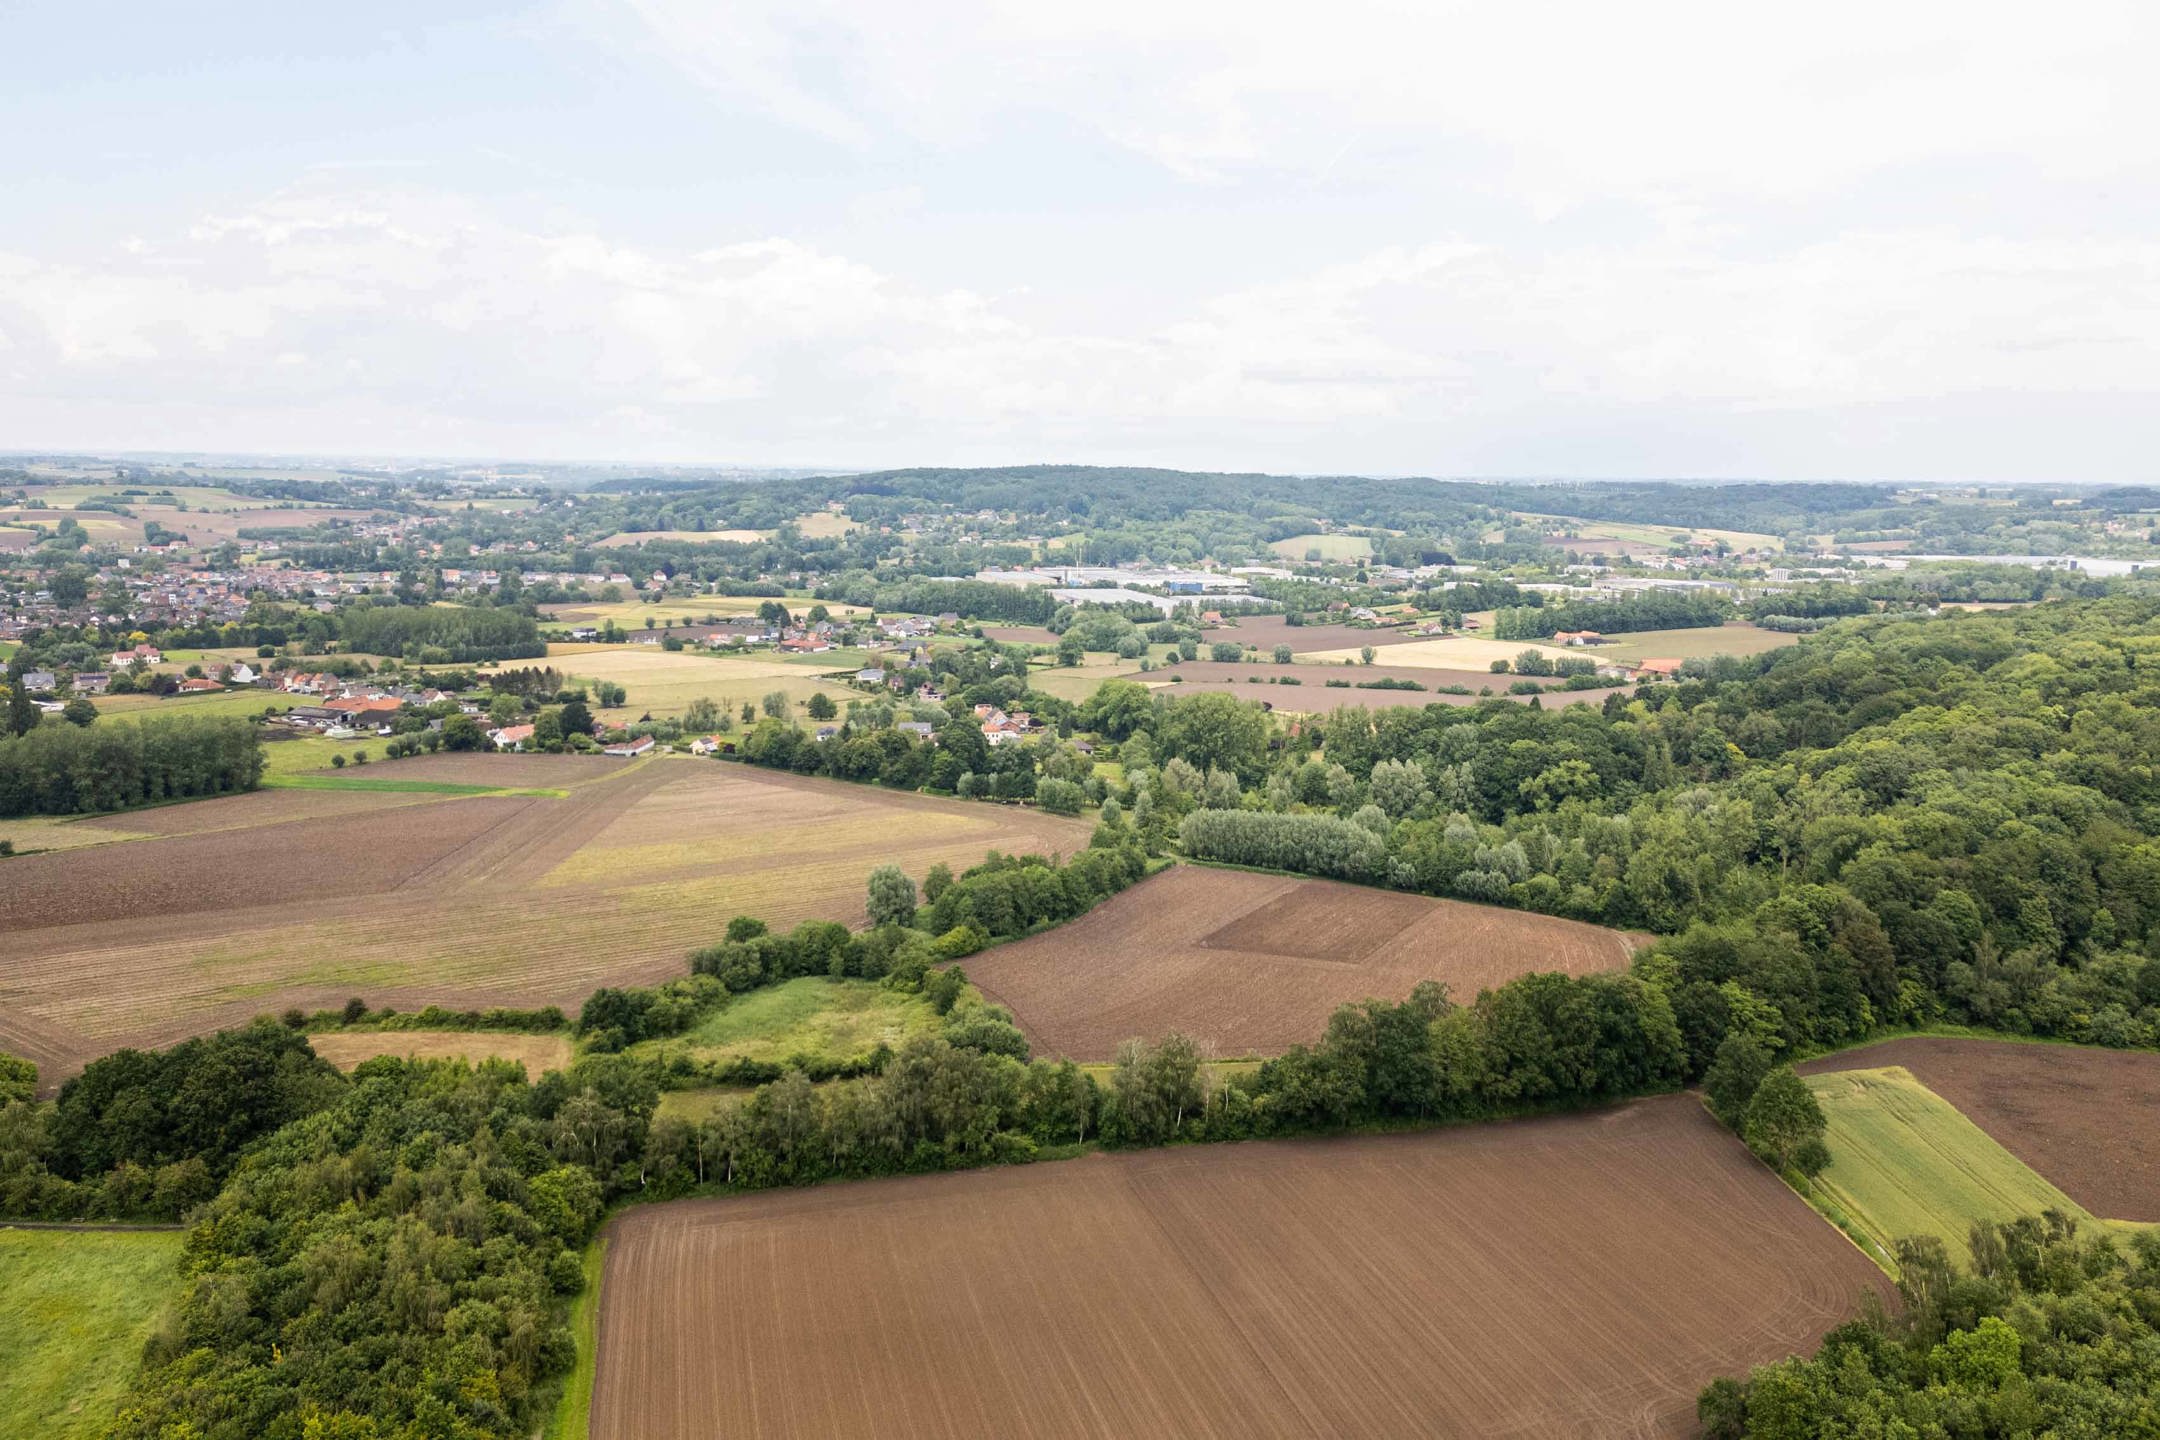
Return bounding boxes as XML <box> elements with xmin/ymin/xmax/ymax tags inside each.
<box><xmin>594</xmin><ymin>1096</ymin><xmax>1888</xmax><ymax>1440</ymax></box>
<box><xmin>966</xmin><ymin>866</ymin><xmax>1648</xmax><ymax>1062</ymax></box>
<box><xmin>2</xmin><ymin>757</ymin><xmax>1092</xmax><ymax>1086</ymax></box>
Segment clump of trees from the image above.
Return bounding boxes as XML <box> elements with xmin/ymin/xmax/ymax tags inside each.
<box><xmin>1701</xmin><ymin>1214</ymin><xmax>2160</xmax><ymax>1438</ymax></box>
<box><xmin>0</xmin><ymin>714</ymin><xmax>262</xmax><ymax>816</ymax></box>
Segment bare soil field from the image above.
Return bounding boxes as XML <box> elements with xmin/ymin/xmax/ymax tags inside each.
<box><xmin>1211</xmin><ymin>614</ymin><xmax>1422</xmax><ymax>653</ymax></box>
<box><xmin>965</xmin><ymin>866</ymin><xmax>1646</xmax><ymax>1061</ymax></box>
<box><xmin>981</xmin><ymin>625</ymin><xmax>1061</xmax><ymax>645</ymax></box>
<box><xmin>1801</xmin><ymin>1037</ymin><xmax>2160</xmax><ymax>1222</ymax></box>
<box><xmin>1138</xmin><ymin>659</ymin><xmax>1544</xmax><ymax>690</ymax></box>
<box><xmin>307</xmin><ymin>1029</ymin><xmax>575</xmax><ymax>1076</ymax></box>
<box><xmin>594</xmin><ymin>1095</ymin><xmax>1886</xmax><ymax>1440</ymax></box>
<box><xmin>80</xmin><ymin>787</ymin><xmax>451</xmax><ymax>836</ymax></box>
<box><xmin>0</xmin><ymin>760</ymin><xmax>1089</xmax><ymax>1088</ymax></box>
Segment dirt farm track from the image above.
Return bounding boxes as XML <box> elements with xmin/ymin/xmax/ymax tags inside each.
<box><xmin>966</xmin><ymin>865</ymin><xmax>1649</xmax><ymax>1061</ymax></box>
<box><xmin>593</xmin><ymin>1094</ymin><xmax>1888</xmax><ymax>1440</ymax></box>
<box><xmin>0</xmin><ymin>756</ymin><xmax>1089</xmax><ymax>1088</ymax></box>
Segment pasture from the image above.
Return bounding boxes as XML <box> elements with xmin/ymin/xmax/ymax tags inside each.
<box><xmin>0</xmin><ymin>756</ymin><xmax>1091</xmax><ymax>1086</ymax></box>
<box><xmin>1802</xmin><ymin>1037</ymin><xmax>2160</xmax><ymax>1223</ymax></box>
<box><xmin>1269</xmin><ymin>532</ymin><xmax>1373</xmax><ymax>561</ymax></box>
<box><xmin>592</xmin><ymin>1095</ymin><xmax>1886</xmax><ymax>1439</ymax></box>
<box><xmin>1587</xmin><ymin>623</ymin><xmax>1800</xmax><ymax>662</ymax></box>
<box><xmin>964</xmin><ymin>866</ymin><xmax>1645</xmax><ymax>1061</ymax></box>
<box><xmin>307</xmin><ymin>1029</ymin><xmax>576</xmax><ymax>1077</ymax></box>
<box><xmin>628</xmin><ymin>977</ymin><xmax>938</xmax><ymax>1069</ymax></box>
<box><xmin>0</xmin><ymin>1227</ymin><xmax>182</xmax><ymax>1440</ymax></box>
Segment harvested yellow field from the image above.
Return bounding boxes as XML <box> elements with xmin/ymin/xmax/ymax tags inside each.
<box><xmin>307</xmin><ymin>1029</ymin><xmax>575</xmax><ymax>1077</ymax></box>
<box><xmin>0</xmin><ymin>758</ymin><xmax>1092</xmax><ymax>1086</ymax></box>
<box><xmin>791</xmin><ymin>510</ymin><xmax>858</xmax><ymax>538</ymax></box>
<box><xmin>493</xmin><ymin>646</ymin><xmax>859</xmax><ymax>722</ymax></box>
<box><xmin>1301</xmin><ymin>635</ymin><xmax>1579</xmax><ymax>669</ymax></box>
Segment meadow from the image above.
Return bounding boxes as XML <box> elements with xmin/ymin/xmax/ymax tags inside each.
<box><xmin>0</xmin><ymin>1227</ymin><xmax>183</xmax><ymax>1440</ymax></box>
<box><xmin>627</xmin><ymin>977</ymin><xmax>938</xmax><ymax>1069</ymax></box>
<box><xmin>503</xmin><ymin>644</ymin><xmax>860</xmax><ymax>724</ymax></box>
<box><xmin>1269</xmin><ymin>532</ymin><xmax>1373</xmax><ymax>561</ymax></box>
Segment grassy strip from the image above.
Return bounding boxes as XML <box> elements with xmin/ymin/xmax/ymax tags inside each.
<box><xmin>542</xmin><ymin>1236</ymin><xmax>608</xmax><ymax>1440</ymax></box>
<box><xmin>261</xmin><ymin>774</ymin><xmax>568</xmax><ymax>797</ymax></box>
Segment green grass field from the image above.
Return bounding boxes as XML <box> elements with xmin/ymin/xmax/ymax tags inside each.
<box><xmin>92</xmin><ymin>688</ymin><xmax>282</xmax><ymax>721</ymax></box>
<box><xmin>1591</xmin><ymin>624</ymin><xmax>1801</xmax><ymax>661</ymax></box>
<box><xmin>630</xmin><ymin>978</ymin><xmax>939</xmax><ymax>1068</ymax></box>
<box><xmin>0</xmin><ymin>1227</ymin><xmax>183</xmax><ymax>1440</ymax></box>
<box><xmin>1270</xmin><ymin>532</ymin><xmax>1373</xmax><ymax>562</ymax></box>
<box><xmin>1803</xmin><ymin>1067</ymin><xmax>2151</xmax><ymax>1270</ymax></box>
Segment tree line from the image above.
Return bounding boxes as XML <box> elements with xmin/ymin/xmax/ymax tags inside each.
<box><xmin>0</xmin><ymin>713</ymin><xmax>262</xmax><ymax>816</ymax></box>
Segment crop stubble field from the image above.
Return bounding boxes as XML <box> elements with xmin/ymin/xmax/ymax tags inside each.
<box><xmin>0</xmin><ymin>756</ymin><xmax>1089</xmax><ymax>1087</ymax></box>
<box><xmin>593</xmin><ymin>1095</ymin><xmax>1888</xmax><ymax>1440</ymax></box>
<box><xmin>965</xmin><ymin>866</ymin><xmax>1648</xmax><ymax>1061</ymax></box>
<box><xmin>1801</xmin><ymin>1037</ymin><xmax>2160</xmax><ymax>1223</ymax></box>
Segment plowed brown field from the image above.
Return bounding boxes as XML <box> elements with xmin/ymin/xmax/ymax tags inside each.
<box><xmin>965</xmin><ymin>865</ymin><xmax>1648</xmax><ymax>1060</ymax></box>
<box><xmin>1801</xmin><ymin>1037</ymin><xmax>2160</xmax><ymax>1223</ymax></box>
<box><xmin>593</xmin><ymin>1095</ymin><xmax>1886</xmax><ymax>1440</ymax></box>
<box><xmin>0</xmin><ymin>758</ymin><xmax>1089</xmax><ymax>1088</ymax></box>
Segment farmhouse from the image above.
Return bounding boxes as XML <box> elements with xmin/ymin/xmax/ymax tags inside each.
<box><xmin>1553</xmin><ymin>630</ymin><xmax>1607</xmax><ymax>646</ymax></box>
<box><xmin>72</xmin><ymin>671</ymin><xmax>110</xmax><ymax>694</ymax></box>
<box><xmin>1635</xmin><ymin>657</ymin><xmax>1685</xmax><ymax>677</ymax></box>
<box><xmin>108</xmin><ymin>643</ymin><xmax>163</xmax><ymax>668</ymax></box>
<box><xmin>177</xmin><ymin>677</ymin><xmax>223</xmax><ymax>693</ymax></box>
<box><xmin>602</xmin><ymin>736</ymin><xmax>655</xmax><ymax>757</ymax></box>
<box><xmin>490</xmin><ymin>724</ymin><xmax>536</xmax><ymax>751</ymax></box>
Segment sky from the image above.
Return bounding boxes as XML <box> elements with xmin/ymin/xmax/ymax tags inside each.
<box><xmin>1</xmin><ymin>0</ymin><xmax>2156</xmax><ymax>481</ymax></box>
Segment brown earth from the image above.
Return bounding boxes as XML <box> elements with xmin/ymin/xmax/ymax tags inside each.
<box><xmin>1801</xmin><ymin>1037</ymin><xmax>2160</xmax><ymax>1222</ymax></box>
<box><xmin>981</xmin><ymin>625</ymin><xmax>1061</xmax><ymax>645</ymax></box>
<box><xmin>80</xmin><ymin>787</ymin><xmax>455</xmax><ymax>836</ymax></box>
<box><xmin>1138</xmin><ymin>659</ymin><xmax>1547</xmax><ymax>690</ymax></box>
<box><xmin>965</xmin><ymin>866</ymin><xmax>1648</xmax><ymax>1061</ymax></box>
<box><xmin>593</xmin><ymin>1094</ymin><xmax>1887</xmax><ymax>1440</ymax></box>
<box><xmin>1211</xmin><ymin>613</ymin><xmax>1424</xmax><ymax>652</ymax></box>
<box><xmin>0</xmin><ymin>759</ymin><xmax>1091</xmax><ymax>1089</ymax></box>
<box><xmin>306</xmin><ymin>1029</ymin><xmax>575</xmax><ymax>1077</ymax></box>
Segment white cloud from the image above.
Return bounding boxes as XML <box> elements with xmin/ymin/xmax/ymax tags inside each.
<box><xmin>609</xmin><ymin>0</ymin><xmax>2160</xmax><ymax>202</ymax></box>
<box><xmin>2</xmin><ymin>183</ymin><xmax>2155</xmax><ymax>476</ymax></box>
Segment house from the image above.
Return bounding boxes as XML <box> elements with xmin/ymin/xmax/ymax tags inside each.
<box><xmin>19</xmin><ymin>669</ymin><xmax>56</xmax><ymax>692</ymax></box>
<box><xmin>813</xmin><ymin>725</ymin><xmax>840</xmax><ymax>742</ymax></box>
<box><xmin>283</xmin><ymin>705</ymin><xmax>341</xmax><ymax>728</ymax></box>
<box><xmin>226</xmin><ymin>662</ymin><xmax>259</xmax><ymax>685</ymax></box>
<box><xmin>178</xmin><ymin>677</ymin><xmax>223</xmax><ymax>693</ymax></box>
<box><xmin>1634</xmin><ymin>657</ymin><xmax>1685</xmax><ymax>678</ymax></box>
<box><xmin>1553</xmin><ymin>630</ymin><xmax>1607</xmax><ymax>647</ymax></box>
<box><xmin>689</xmin><ymin>735</ymin><xmax>721</xmax><ymax>755</ymax></box>
<box><xmin>108</xmin><ymin>643</ymin><xmax>163</xmax><ymax>668</ymax></box>
<box><xmin>855</xmin><ymin>667</ymin><xmax>885</xmax><ymax>685</ymax></box>
<box><xmin>490</xmin><ymin>723</ymin><xmax>535</xmax><ymax>751</ymax></box>
<box><xmin>780</xmin><ymin>635</ymin><xmax>832</xmax><ymax>654</ymax></box>
<box><xmin>897</xmin><ymin>721</ymin><xmax>936</xmax><ymax>739</ymax></box>
<box><xmin>326</xmin><ymin>696</ymin><xmax>404</xmax><ymax>728</ymax></box>
<box><xmin>602</xmin><ymin>735</ymin><xmax>655</xmax><ymax>758</ymax></box>
<box><xmin>72</xmin><ymin>671</ymin><xmax>110</xmax><ymax>694</ymax></box>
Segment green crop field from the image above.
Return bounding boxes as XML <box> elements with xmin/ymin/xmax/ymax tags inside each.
<box><xmin>0</xmin><ymin>1227</ymin><xmax>183</xmax><ymax>1440</ymax></box>
<box><xmin>628</xmin><ymin>977</ymin><xmax>938</xmax><ymax>1068</ymax></box>
<box><xmin>1803</xmin><ymin>1067</ymin><xmax>2150</xmax><ymax>1269</ymax></box>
